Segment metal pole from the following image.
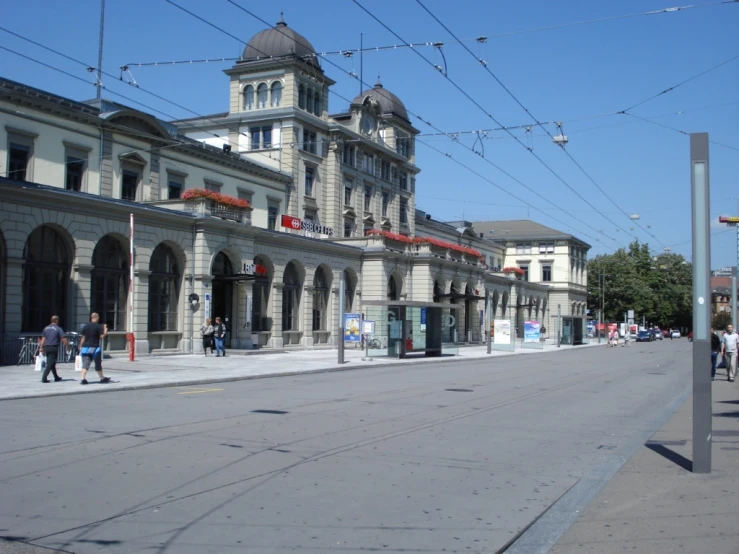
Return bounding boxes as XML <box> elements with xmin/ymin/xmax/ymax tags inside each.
<box><xmin>733</xmin><ymin>262</ymin><xmax>738</xmax><ymax>331</ymax></box>
<box><xmin>556</xmin><ymin>305</ymin><xmax>561</xmax><ymax>347</ymax></box>
<box><xmin>129</xmin><ymin>213</ymin><xmax>135</xmax><ymax>362</ymax></box>
<box><xmin>96</xmin><ymin>0</ymin><xmax>105</xmax><ymax>100</ymax></box>
<box><xmin>486</xmin><ymin>294</ymin><xmax>492</xmax><ymax>354</ymax></box>
<box><xmin>690</xmin><ymin>132</ymin><xmax>712</xmax><ymax>473</ymax></box>
<box><xmin>338</xmin><ymin>273</ymin><xmax>345</xmax><ymax>364</ymax></box>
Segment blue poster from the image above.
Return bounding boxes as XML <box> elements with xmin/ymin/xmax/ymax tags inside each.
<box><xmin>420</xmin><ymin>308</ymin><xmax>427</xmax><ymax>332</ymax></box>
<box><xmin>524</xmin><ymin>321</ymin><xmax>541</xmax><ymax>343</ymax></box>
<box><xmin>344</xmin><ymin>313</ymin><xmax>361</xmax><ymax>342</ymax></box>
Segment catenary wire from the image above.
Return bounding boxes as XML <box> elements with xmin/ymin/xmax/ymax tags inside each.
<box><xmin>413</xmin><ymin>0</ymin><xmax>672</xmax><ymax>251</ymax></box>
<box><xmin>624</xmin><ymin>113</ymin><xmax>739</xmax><ymax>152</ymax></box>
<box><xmin>221</xmin><ymin>0</ymin><xmax>626</xmax><ymax>248</ymax></box>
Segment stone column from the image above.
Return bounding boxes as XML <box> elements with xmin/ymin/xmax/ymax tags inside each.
<box><xmin>133</xmin><ymin>268</ymin><xmax>151</xmax><ymax>356</ymax></box>
<box><xmin>73</xmin><ymin>264</ymin><xmax>93</xmax><ymax>331</ymax></box>
<box><xmin>5</xmin><ymin>256</ymin><xmax>24</xmax><ymax>333</ymax></box>
<box><xmin>270</xmin><ymin>283</ymin><xmax>284</xmax><ymax>349</ymax></box>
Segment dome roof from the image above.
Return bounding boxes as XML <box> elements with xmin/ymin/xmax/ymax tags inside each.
<box><xmin>353</xmin><ymin>81</ymin><xmax>409</xmax><ymax>123</ymax></box>
<box><xmin>242</xmin><ymin>19</ymin><xmax>320</xmax><ymax>69</ymax></box>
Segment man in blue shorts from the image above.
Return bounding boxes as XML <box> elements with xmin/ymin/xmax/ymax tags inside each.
<box><xmin>78</xmin><ymin>313</ymin><xmax>110</xmax><ymax>385</ymax></box>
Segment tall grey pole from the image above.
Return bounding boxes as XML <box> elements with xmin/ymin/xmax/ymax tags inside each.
<box><xmin>690</xmin><ymin>132</ymin><xmax>712</xmax><ymax>473</ymax></box>
<box><xmin>732</xmin><ymin>265</ymin><xmax>737</xmax><ymax>331</ymax></box>
<box><xmin>338</xmin><ymin>273</ymin><xmax>345</xmax><ymax>364</ymax></box>
<box><xmin>486</xmin><ymin>294</ymin><xmax>492</xmax><ymax>354</ymax></box>
<box><xmin>96</xmin><ymin>0</ymin><xmax>106</xmax><ymax>100</ymax></box>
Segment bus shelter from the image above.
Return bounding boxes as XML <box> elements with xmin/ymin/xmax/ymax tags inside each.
<box><xmin>360</xmin><ymin>300</ymin><xmax>464</xmax><ymax>358</ymax></box>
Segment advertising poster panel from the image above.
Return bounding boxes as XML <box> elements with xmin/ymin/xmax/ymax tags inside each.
<box><xmin>344</xmin><ymin>314</ymin><xmax>361</xmax><ymax>342</ymax></box>
<box><xmin>524</xmin><ymin>321</ymin><xmax>541</xmax><ymax>343</ymax></box>
<box><xmin>493</xmin><ymin>320</ymin><xmax>511</xmax><ymax>345</ymax></box>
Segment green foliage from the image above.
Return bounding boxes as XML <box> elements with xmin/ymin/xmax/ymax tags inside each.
<box><xmin>712</xmin><ymin>312</ymin><xmax>732</xmax><ymax>331</ymax></box>
<box><xmin>587</xmin><ymin>241</ymin><xmax>692</xmax><ymax>328</ymax></box>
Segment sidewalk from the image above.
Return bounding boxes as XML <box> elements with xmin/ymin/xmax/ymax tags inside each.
<box><xmin>549</xmin><ymin>376</ymin><xmax>739</xmax><ymax>554</ymax></box>
<box><xmin>0</xmin><ymin>341</ymin><xmax>596</xmax><ymax>401</ymax></box>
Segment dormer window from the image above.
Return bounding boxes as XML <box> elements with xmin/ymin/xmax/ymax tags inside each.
<box><xmin>243</xmin><ymin>85</ymin><xmax>254</xmax><ymax>111</ymax></box>
<box><xmin>396</xmin><ymin>131</ymin><xmax>410</xmax><ymax>157</ymax></box>
<box><xmin>257</xmin><ymin>83</ymin><xmax>268</xmax><ymax>109</ymax></box>
<box><xmin>270</xmin><ymin>82</ymin><xmax>282</xmax><ymax>107</ymax></box>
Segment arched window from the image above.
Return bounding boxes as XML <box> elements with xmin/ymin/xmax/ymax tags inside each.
<box><xmin>270</xmin><ymin>81</ymin><xmax>282</xmax><ymax>107</ymax></box>
<box><xmin>306</xmin><ymin>89</ymin><xmax>313</xmax><ymax>114</ymax></box>
<box><xmin>282</xmin><ymin>262</ymin><xmax>301</xmax><ymax>331</ymax></box>
<box><xmin>433</xmin><ymin>280</ymin><xmax>442</xmax><ymax>303</ymax></box>
<box><xmin>22</xmin><ymin>226</ymin><xmax>70</xmax><ymax>331</ymax></box>
<box><xmin>257</xmin><ymin>83</ymin><xmax>268</xmax><ymax>109</ymax></box>
<box><xmin>148</xmin><ymin>244</ymin><xmax>180</xmax><ymax>332</ymax></box>
<box><xmin>344</xmin><ymin>270</ymin><xmax>355</xmax><ymax>313</ymax></box>
<box><xmin>388</xmin><ymin>275</ymin><xmax>399</xmax><ymax>301</ymax></box>
<box><xmin>252</xmin><ymin>255</ymin><xmax>271</xmax><ymax>332</ymax></box>
<box><xmin>243</xmin><ymin>85</ymin><xmax>254</xmax><ymax>110</ymax></box>
<box><xmin>91</xmin><ymin>235</ymin><xmax>128</xmax><ymax>331</ymax></box>
<box><xmin>298</xmin><ymin>84</ymin><xmax>306</xmax><ymax>109</ymax></box>
<box><xmin>313</xmin><ymin>91</ymin><xmax>321</xmax><ymax>116</ymax></box>
<box><xmin>312</xmin><ymin>267</ymin><xmax>329</xmax><ymax>331</ymax></box>
<box><xmin>212</xmin><ymin>252</ymin><xmax>233</xmax><ymax>277</ymax></box>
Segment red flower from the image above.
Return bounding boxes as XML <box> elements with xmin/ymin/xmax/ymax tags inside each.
<box><xmin>365</xmin><ymin>229</ymin><xmax>415</xmax><ymax>244</ymax></box>
<box><xmin>414</xmin><ymin>236</ymin><xmax>482</xmax><ymax>257</ymax></box>
<box><xmin>182</xmin><ymin>188</ymin><xmax>250</xmax><ymax>209</ymax></box>
<box><xmin>502</xmin><ymin>267</ymin><xmax>525</xmax><ymax>275</ymax></box>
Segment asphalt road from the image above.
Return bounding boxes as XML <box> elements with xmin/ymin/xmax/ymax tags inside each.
<box><xmin>0</xmin><ymin>340</ymin><xmax>692</xmax><ymax>554</ymax></box>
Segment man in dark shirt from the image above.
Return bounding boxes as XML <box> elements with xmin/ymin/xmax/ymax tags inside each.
<box><xmin>79</xmin><ymin>312</ymin><xmax>110</xmax><ymax>385</ymax></box>
<box><xmin>711</xmin><ymin>327</ymin><xmax>721</xmax><ymax>381</ymax></box>
<box><xmin>38</xmin><ymin>315</ymin><xmax>68</xmax><ymax>383</ymax></box>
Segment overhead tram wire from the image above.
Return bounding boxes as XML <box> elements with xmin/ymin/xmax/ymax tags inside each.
<box><xmin>624</xmin><ymin>113</ymin><xmax>739</xmax><ymax>152</ymax></box>
<box><xmin>123</xmin><ymin>1</ymin><xmax>737</xmax><ymax>71</ymax></box>
<box><xmin>413</xmin><ymin>0</ymin><xmax>671</xmax><ymax>250</ymax></box>
<box><xmin>415</xmin><ymin>138</ymin><xmax>613</xmax><ymax>251</ymax></box>
<box><xmin>220</xmin><ymin>0</ymin><xmax>626</xmax><ymax>248</ymax></box>
<box><xmin>0</xmin><ymin>27</ymin><xmax>290</xmax><ymax>170</ymax></box>
<box><xmin>351</xmin><ymin>0</ymin><xmax>636</xmax><ymax>246</ymax></box>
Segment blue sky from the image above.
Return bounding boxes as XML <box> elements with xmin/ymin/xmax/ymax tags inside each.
<box><xmin>1</xmin><ymin>0</ymin><xmax>737</xmax><ymax>265</ymax></box>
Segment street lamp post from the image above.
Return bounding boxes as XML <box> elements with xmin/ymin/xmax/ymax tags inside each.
<box><xmin>597</xmin><ymin>272</ymin><xmax>611</xmax><ymax>344</ymax></box>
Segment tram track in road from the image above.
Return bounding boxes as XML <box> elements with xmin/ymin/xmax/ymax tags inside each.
<box><xmin>22</xmin><ymin>345</ymin><xmax>690</xmax><ymax>547</ymax></box>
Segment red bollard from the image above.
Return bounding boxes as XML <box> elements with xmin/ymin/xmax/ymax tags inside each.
<box><xmin>127</xmin><ymin>332</ymin><xmax>135</xmax><ymax>361</ymax></box>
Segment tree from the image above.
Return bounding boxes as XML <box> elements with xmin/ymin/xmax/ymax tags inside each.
<box><xmin>587</xmin><ymin>241</ymin><xmax>692</xmax><ymax>328</ymax></box>
<box><xmin>712</xmin><ymin>312</ymin><xmax>732</xmax><ymax>331</ymax></box>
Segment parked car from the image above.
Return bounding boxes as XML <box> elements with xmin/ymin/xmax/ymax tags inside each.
<box><xmin>671</xmin><ymin>330</ymin><xmax>682</xmax><ymax>338</ymax></box>
<box><xmin>636</xmin><ymin>330</ymin><xmax>652</xmax><ymax>342</ymax></box>
<box><xmin>662</xmin><ymin>329</ymin><xmax>671</xmax><ymax>338</ymax></box>
<box><xmin>652</xmin><ymin>329</ymin><xmax>663</xmax><ymax>340</ymax></box>
<box><xmin>688</xmin><ymin>331</ymin><xmax>693</xmax><ymax>342</ymax></box>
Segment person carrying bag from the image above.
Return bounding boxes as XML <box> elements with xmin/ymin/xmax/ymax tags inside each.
<box><xmin>200</xmin><ymin>318</ymin><xmax>215</xmax><ymax>356</ymax></box>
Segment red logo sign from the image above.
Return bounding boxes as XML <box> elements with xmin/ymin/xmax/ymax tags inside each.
<box><xmin>281</xmin><ymin>214</ymin><xmax>302</xmax><ymax>230</ymax></box>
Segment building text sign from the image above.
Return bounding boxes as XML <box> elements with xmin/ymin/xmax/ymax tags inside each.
<box><xmin>281</xmin><ymin>214</ymin><xmax>334</xmax><ymax>237</ymax></box>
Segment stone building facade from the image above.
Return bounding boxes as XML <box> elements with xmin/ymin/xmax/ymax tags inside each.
<box><xmin>0</xmin><ymin>19</ymin><xmax>587</xmax><ymax>358</ymax></box>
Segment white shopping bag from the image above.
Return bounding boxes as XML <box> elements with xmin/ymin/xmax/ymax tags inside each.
<box><xmin>74</xmin><ymin>355</ymin><xmax>82</xmax><ymax>372</ymax></box>
<box><xmin>34</xmin><ymin>354</ymin><xmax>46</xmax><ymax>372</ymax></box>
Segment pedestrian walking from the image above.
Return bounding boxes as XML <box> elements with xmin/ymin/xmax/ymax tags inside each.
<box><xmin>668</xmin><ymin>327</ymin><xmax>673</xmax><ymax>340</ymax></box>
<box><xmin>78</xmin><ymin>313</ymin><xmax>111</xmax><ymax>385</ymax></box>
<box><xmin>721</xmin><ymin>324</ymin><xmax>739</xmax><ymax>382</ymax></box>
<box><xmin>37</xmin><ymin>315</ymin><xmax>67</xmax><ymax>383</ymax></box>
<box><xmin>213</xmin><ymin>316</ymin><xmax>227</xmax><ymax>357</ymax></box>
<box><xmin>623</xmin><ymin>329</ymin><xmax>631</xmax><ymax>347</ymax></box>
<box><xmin>710</xmin><ymin>327</ymin><xmax>721</xmax><ymax>381</ymax></box>
<box><xmin>200</xmin><ymin>318</ymin><xmax>215</xmax><ymax>356</ymax></box>
<box><xmin>612</xmin><ymin>330</ymin><xmax>618</xmax><ymax>348</ymax></box>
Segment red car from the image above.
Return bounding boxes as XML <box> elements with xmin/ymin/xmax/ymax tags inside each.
<box><xmin>662</xmin><ymin>329</ymin><xmax>670</xmax><ymax>338</ymax></box>
<box><xmin>688</xmin><ymin>331</ymin><xmax>693</xmax><ymax>342</ymax></box>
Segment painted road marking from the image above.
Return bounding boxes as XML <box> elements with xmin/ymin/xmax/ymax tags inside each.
<box><xmin>177</xmin><ymin>388</ymin><xmax>224</xmax><ymax>395</ymax></box>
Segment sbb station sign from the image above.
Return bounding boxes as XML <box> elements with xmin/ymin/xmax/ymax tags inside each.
<box><xmin>281</xmin><ymin>214</ymin><xmax>334</xmax><ymax>237</ymax></box>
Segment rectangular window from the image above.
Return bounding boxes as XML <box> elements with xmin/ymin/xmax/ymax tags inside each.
<box><xmin>302</xmin><ymin>130</ymin><xmax>317</xmax><ymax>154</ymax></box>
<box><xmin>539</xmin><ymin>243</ymin><xmax>554</xmax><ymax>254</ymax></box>
<box><xmin>250</xmin><ymin>127</ymin><xmax>260</xmax><ymax>150</ymax></box>
<box><xmin>519</xmin><ymin>264</ymin><xmax>529</xmax><ymax>282</ymax></box>
<box><xmin>399</xmin><ymin>172</ymin><xmax>408</xmax><ymax>191</ymax></box>
<box><xmin>380</xmin><ymin>160</ymin><xmax>390</xmax><ymax>181</ymax></box>
<box><xmin>121</xmin><ymin>169</ymin><xmax>139</xmax><ymax>201</ymax></box>
<box><xmin>65</xmin><ymin>156</ymin><xmax>85</xmax><ymax>191</ymax></box>
<box><xmin>363</xmin><ymin>153</ymin><xmax>374</xmax><ymax>175</ymax></box>
<box><xmin>262</xmin><ymin>126</ymin><xmax>272</xmax><ymax>149</ymax></box>
<box><xmin>8</xmin><ymin>143</ymin><xmax>30</xmax><ymax>181</ymax></box>
<box><xmin>305</xmin><ymin>167</ymin><xmax>314</xmax><ymax>197</ymax></box>
<box><xmin>382</xmin><ymin>191</ymin><xmax>390</xmax><ymax>217</ymax></box>
<box><xmin>344</xmin><ymin>183</ymin><xmax>352</xmax><ymax>205</ymax></box>
<box><xmin>304</xmin><ymin>211</ymin><xmax>316</xmax><ymax>221</ymax></box>
<box><xmin>396</xmin><ymin>132</ymin><xmax>410</xmax><ymax>157</ymax></box>
<box><xmin>344</xmin><ymin>219</ymin><xmax>353</xmax><ymax>238</ymax></box>
<box><xmin>167</xmin><ymin>180</ymin><xmax>182</xmax><ymax>199</ymax></box>
<box><xmin>343</xmin><ymin>145</ymin><xmax>356</xmax><ymax>166</ymax></box>
<box><xmin>267</xmin><ymin>204</ymin><xmax>278</xmax><ymax>230</ymax></box>
<box><xmin>542</xmin><ymin>264</ymin><xmax>552</xmax><ymax>282</ymax></box>
<box><xmin>516</xmin><ymin>243</ymin><xmax>532</xmax><ymax>255</ymax></box>
<box><xmin>237</xmin><ymin>188</ymin><xmax>253</xmax><ymax>204</ymax></box>
<box><xmin>364</xmin><ymin>185</ymin><xmax>372</xmax><ymax>211</ymax></box>
<box><xmin>399</xmin><ymin>197</ymin><xmax>408</xmax><ymax>225</ymax></box>
<box><xmin>204</xmin><ymin>180</ymin><xmax>222</xmax><ymax>192</ymax></box>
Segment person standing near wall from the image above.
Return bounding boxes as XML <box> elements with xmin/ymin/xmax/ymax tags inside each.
<box><xmin>200</xmin><ymin>318</ymin><xmax>215</xmax><ymax>356</ymax></box>
<box><xmin>213</xmin><ymin>316</ymin><xmax>227</xmax><ymax>357</ymax></box>
<box><xmin>37</xmin><ymin>315</ymin><xmax>67</xmax><ymax>383</ymax></box>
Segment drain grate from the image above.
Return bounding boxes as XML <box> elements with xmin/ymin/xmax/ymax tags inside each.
<box><xmin>251</xmin><ymin>409</ymin><xmax>288</xmax><ymax>415</ymax></box>
<box><xmin>445</xmin><ymin>388</ymin><xmax>474</xmax><ymax>393</ymax></box>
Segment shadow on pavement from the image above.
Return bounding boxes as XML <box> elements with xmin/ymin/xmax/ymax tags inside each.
<box><xmin>717</xmin><ymin>399</ymin><xmax>739</xmax><ymax>405</ymax></box>
<box><xmin>713</xmin><ymin>410</ymin><xmax>739</xmax><ymax>418</ymax></box>
<box><xmin>645</xmin><ymin>441</ymin><xmax>692</xmax><ymax>472</ymax></box>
